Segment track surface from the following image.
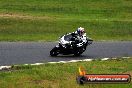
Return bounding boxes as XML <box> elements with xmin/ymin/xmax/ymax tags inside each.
<box><xmin>0</xmin><ymin>41</ymin><xmax>132</xmax><ymax>66</ymax></box>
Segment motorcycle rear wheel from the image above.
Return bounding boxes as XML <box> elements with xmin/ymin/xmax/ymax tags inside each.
<box><xmin>74</xmin><ymin>48</ymin><xmax>84</xmax><ymax>56</ymax></box>
<box><xmin>74</xmin><ymin>51</ymin><xmax>82</xmax><ymax>56</ymax></box>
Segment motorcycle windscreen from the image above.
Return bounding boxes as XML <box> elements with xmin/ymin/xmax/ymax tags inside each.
<box><xmin>64</xmin><ymin>34</ymin><xmax>73</xmax><ymax>41</ymax></box>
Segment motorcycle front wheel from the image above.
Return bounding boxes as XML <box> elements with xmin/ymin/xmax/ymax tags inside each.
<box><xmin>50</xmin><ymin>47</ymin><xmax>59</xmax><ymax>56</ymax></box>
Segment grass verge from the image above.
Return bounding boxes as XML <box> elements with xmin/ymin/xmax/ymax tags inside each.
<box><xmin>0</xmin><ymin>17</ymin><xmax>132</xmax><ymax>41</ymax></box>
<box><xmin>0</xmin><ymin>0</ymin><xmax>132</xmax><ymax>41</ymax></box>
<box><xmin>0</xmin><ymin>58</ymin><xmax>132</xmax><ymax>88</ymax></box>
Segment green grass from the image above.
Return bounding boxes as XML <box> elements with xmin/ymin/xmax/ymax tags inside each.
<box><xmin>0</xmin><ymin>0</ymin><xmax>132</xmax><ymax>41</ymax></box>
<box><xmin>0</xmin><ymin>58</ymin><xmax>132</xmax><ymax>88</ymax></box>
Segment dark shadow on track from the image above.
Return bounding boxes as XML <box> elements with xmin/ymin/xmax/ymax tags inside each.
<box><xmin>49</xmin><ymin>54</ymin><xmax>95</xmax><ymax>59</ymax></box>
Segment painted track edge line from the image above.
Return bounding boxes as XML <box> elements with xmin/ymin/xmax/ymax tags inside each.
<box><xmin>0</xmin><ymin>57</ymin><xmax>131</xmax><ymax>71</ymax></box>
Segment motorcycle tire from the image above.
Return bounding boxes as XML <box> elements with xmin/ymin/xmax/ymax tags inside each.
<box><xmin>74</xmin><ymin>48</ymin><xmax>84</xmax><ymax>56</ymax></box>
<box><xmin>50</xmin><ymin>47</ymin><xmax>59</xmax><ymax>56</ymax></box>
<box><xmin>74</xmin><ymin>51</ymin><xmax>82</xmax><ymax>56</ymax></box>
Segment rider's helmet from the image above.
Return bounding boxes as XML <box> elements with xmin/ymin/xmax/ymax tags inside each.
<box><xmin>76</xmin><ymin>27</ymin><xmax>85</xmax><ymax>36</ymax></box>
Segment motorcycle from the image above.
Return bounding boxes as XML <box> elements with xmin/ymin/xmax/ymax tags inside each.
<box><xmin>50</xmin><ymin>33</ymin><xmax>93</xmax><ymax>56</ymax></box>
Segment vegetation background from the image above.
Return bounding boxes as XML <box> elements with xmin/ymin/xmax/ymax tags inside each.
<box><xmin>0</xmin><ymin>0</ymin><xmax>132</xmax><ymax>41</ymax></box>
<box><xmin>0</xmin><ymin>58</ymin><xmax>132</xmax><ymax>88</ymax></box>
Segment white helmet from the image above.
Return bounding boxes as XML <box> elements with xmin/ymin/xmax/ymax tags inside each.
<box><xmin>77</xmin><ymin>27</ymin><xmax>85</xmax><ymax>36</ymax></box>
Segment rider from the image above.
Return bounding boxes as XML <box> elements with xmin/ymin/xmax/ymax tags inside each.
<box><xmin>71</xmin><ymin>27</ymin><xmax>87</xmax><ymax>44</ymax></box>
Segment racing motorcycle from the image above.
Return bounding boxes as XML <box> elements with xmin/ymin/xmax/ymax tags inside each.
<box><xmin>50</xmin><ymin>33</ymin><xmax>93</xmax><ymax>56</ymax></box>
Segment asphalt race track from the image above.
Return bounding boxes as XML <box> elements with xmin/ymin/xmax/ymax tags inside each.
<box><xmin>0</xmin><ymin>41</ymin><xmax>132</xmax><ymax>66</ymax></box>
